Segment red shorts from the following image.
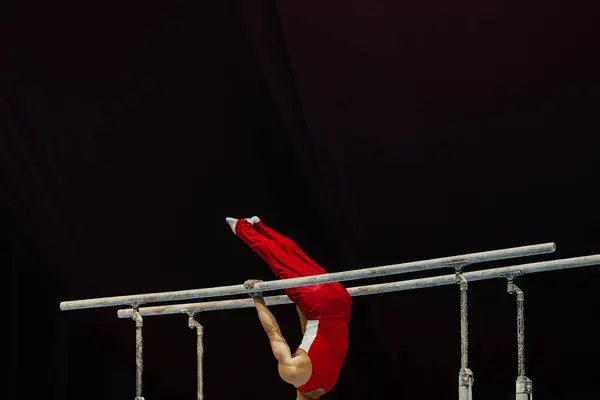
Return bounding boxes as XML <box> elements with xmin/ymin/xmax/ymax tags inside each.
<box><xmin>236</xmin><ymin>219</ymin><xmax>351</xmax><ymax>393</ymax></box>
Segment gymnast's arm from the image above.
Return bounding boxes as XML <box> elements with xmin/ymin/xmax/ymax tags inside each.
<box><xmin>252</xmin><ymin>296</ymin><xmax>296</xmax><ymax>367</ymax></box>
<box><xmin>245</xmin><ymin>279</ymin><xmax>301</xmax><ymax>382</ymax></box>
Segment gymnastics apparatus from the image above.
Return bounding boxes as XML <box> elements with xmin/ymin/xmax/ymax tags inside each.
<box><xmin>60</xmin><ymin>218</ymin><xmax>600</xmax><ymax>400</ymax></box>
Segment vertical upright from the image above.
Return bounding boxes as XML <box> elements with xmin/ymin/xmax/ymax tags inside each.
<box><xmin>133</xmin><ymin>309</ymin><xmax>145</xmax><ymax>400</ymax></box>
<box><xmin>507</xmin><ymin>280</ymin><xmax>532</xmax><ymax>400</ymax></box>
<box><xmin>457</xmin><ymin>270</ymin><xmax>474</xmax><ymax>400</ymax></box>
<box><xmin>189</xmin><ymin>315</ymin><xmax>204</xmax><ymax>400</ymax></box>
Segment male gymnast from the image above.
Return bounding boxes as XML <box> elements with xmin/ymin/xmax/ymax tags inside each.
<box><xmin>226</xmin><ymin>216</ymin><xmax>352</xmax><ymax>399</ymax></box>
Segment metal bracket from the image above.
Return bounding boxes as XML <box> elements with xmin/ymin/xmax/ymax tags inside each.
<box><xmin>507</xmin><ymin>280</ymin><xmax>524</xmax><ymax>301</ymax></box>
<box><xmin>132</xmin><ymin>309</ymin><xmax>143</xmax><ymax>327</ymax></box>
<box><xmin>188</xmin><ymin>313</ymin><xmax>203</xmax><ymax>333</ymax></box>
<box><xmin>455</xmin><ymin>268</ymin><xmax>469</xmax><ymax>289</ymax></box>
<box><xmin>459</xmin><ymin>367</ymin><xmax>474</xmax><ymax>386</ymax></box>
<box><xmin>126</xmin><ymin>300</ymin><xmax>144</xmax><ymax>309</ymax></box>
<box><xmin>516</xmin><ymin>375</ymin><xmax>533</xmax><ymax>399</ymax></box>
<box><xmin>502</xmin><ymin>271</ymin><xmax>523</xmax><ymax>283</ymax></box>
<box><xmin>448</xmin><ymin>259</ymin><xmax>470</xmax><ymax>269</ymax></box>
<box><xmin>458</xmin><ymin>367</ymin><xmax>474</xmax><ymax>400</ymax></box>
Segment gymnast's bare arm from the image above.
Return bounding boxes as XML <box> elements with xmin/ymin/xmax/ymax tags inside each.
<box><xmin>244</xmin><ymin>280</ymin><xmax>312</xmax><ymax>387</ymax></box>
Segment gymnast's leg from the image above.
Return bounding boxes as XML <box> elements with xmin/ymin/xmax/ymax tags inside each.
<box><xmin>226</xmin><ymin>217</ymin><xmax>327</xmax><ymax>279</ymax></box>
<box><xmin>226</xmin><ymin>216</ymin><xmax>351</xmax><ymax>321</ymax></box>
<box><xmin>252</xmin><ymin>218</ymin><xmax>328</xmax><ymax>276</ymax></box>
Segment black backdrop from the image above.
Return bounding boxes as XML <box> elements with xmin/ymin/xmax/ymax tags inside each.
<box><xmin>4</xmin><ymin>0</ymin><xmax>599</xmax><ymax>399</ymax></box>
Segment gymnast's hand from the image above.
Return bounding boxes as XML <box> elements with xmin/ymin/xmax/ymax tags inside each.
<box><xmin>244</xmin><ymin>279</ymin><xmax>264</xmax><ymax>298</ymax></box>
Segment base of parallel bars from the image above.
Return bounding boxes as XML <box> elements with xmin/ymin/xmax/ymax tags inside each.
<box><xmin>516</xmin><ymin>375</ymin><xmax>533</xmax><ymax>400</ymax></box>
<box><xmin>458</xmin><ymin>368</ymin><xmax>474</xmax><ymax>400</ymax></box>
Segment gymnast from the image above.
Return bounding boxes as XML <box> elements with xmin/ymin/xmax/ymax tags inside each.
<box><xmin>226</xmin><ymin>216</ymin><xmax>352</xmax><ymax>399</ymax></box>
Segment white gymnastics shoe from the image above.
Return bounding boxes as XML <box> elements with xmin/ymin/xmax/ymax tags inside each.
<box><xmin>225</xmin><ymin>217</ymin><xmax>238</xmax><ymax>234</ymax></box>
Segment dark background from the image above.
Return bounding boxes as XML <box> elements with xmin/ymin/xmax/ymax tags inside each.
<box><xmin>3</xmin><ymin>0</ymin><xmax>599</xmax><ymax>399</ymax></box>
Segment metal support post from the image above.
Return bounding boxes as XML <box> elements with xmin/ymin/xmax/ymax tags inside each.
<box><xmin>507</xmin><ymin>279</ymin><xmax>533</xmax><ymax>400</ymax></box>
<box><xmin>132</xmin><ymin>308</ymin><xmax>145</xmax><ymax>400</ymax></box>
<box><xmin>456</xmin><ymin>267</ymin><xmax>474</xmax><ymax>400</ymax></box>
<box><xmin>188</xmin><ymin>313</ymin><xmax>204</xmax><ymax>400</ymax></box>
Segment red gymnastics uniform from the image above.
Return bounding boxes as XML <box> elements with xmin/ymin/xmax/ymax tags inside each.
<box><xmin>235</xmin><ymin>219</ymin><xmax>351</xmax><ymax>394</ymax></box>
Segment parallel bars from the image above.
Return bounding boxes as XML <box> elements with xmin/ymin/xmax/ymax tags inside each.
<box><xmin>60</xmin><ymin>243</ymin><xmax>556</xmax><ymax>311</ymax></box>
<box><xmin>58</xmin><ymin>242</ymin><xmax>600</xmax><ymax>400</ymax></box>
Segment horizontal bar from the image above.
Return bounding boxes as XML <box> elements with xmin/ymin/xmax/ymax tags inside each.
<box><xmin>117</xmin><ymin>253</ymin><xmax>599</xmax><ymax>319</ymax></box>
<box><xmin>60</xmin><ymin>242</ymin><xmax>555</xmax><ymax>311</ymax></box>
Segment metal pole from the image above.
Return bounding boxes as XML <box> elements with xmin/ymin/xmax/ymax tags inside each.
<box><xmin>507</xmin><ymin>280</ymin><xmax>533</xmax><ymax>400</ymax></box>
<box><xmin>132</xmin><ymin>309</ymin><xmax>145</xmax><ymax>400</ymax></box>
<box><xmin>456</xmin><ymin>270</ymin><xmax>474</xmax><ymax>400</ymax></box>
<box><xmin>188</xmin><ymin>314</ymin><xmax>204</xmax><ymax>400</ymax></box>
<box><xmin>60</xmin><ymin>243</ymin><xmax>557</xmax><ymax>310</ymax></box>
<box><xmin>117</xmin><ymin>254</ymin><xmax>600</xmax><ymax>319</ymax></box>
